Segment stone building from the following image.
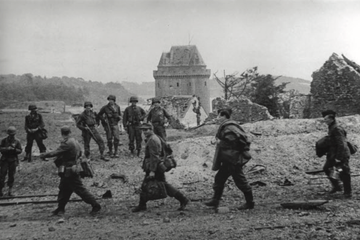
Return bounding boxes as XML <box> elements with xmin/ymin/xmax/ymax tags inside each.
<box><xmin>310</xmin><ymin>53</ymin><xmax>360</xmax><ymax>117</ymax></box>
<box><xmin>153</xmin><ymin>45</ymin><xmax>211</xmax><ymax>114</ymax></box>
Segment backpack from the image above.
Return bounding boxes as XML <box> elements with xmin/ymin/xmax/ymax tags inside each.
<box><xmin>158</xmin><ymin>136</ymin><xmax>177</xmax><ymax>172</ymax></box>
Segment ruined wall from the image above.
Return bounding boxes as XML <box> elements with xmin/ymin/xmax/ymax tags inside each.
<box><xmin>211</xmin><ymin>97</ymin><xmax>273</xmax><ymax>123</ymax></box>
<box><xmin>310</xmin><ymin>53</ymin><xmax>360</xmax><ymax>117</ymax></box>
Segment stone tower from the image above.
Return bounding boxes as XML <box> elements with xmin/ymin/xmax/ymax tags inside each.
<box><xmin>153</xmin><ymin>45</ymin><xmax>211</xmax><ymax>114</ymax></box>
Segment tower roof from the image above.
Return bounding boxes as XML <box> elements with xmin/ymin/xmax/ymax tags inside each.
<box><xmin>158</xmin><ymin>45</ymin><xmax>206</xmax><ymax>67</ymax></box>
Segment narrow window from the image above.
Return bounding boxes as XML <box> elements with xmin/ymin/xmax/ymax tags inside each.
<box><xmin>177</xmin><ymin>83</ymin><xmax>179</xmax><ymax>87</ymax></box>
<box><xmin>205</xmin><ymin>81</ymin><xmax>207</xmax><ymax>86</ymax></box>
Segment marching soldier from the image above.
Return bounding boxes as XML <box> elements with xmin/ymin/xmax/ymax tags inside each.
<box><xmin>0</xmin><ymin>126</ymin><xmax>22</xmax><ymax>197</ymax></box>
<box><xmin>123</xmin><ymin>96</ymin><xmax>146</xmax><ymax>156</ymax></box>
<box><xmin>40</xmin><ymin>126</ymin><xmax>101</xmax><ymax>216</ymax></box>
<box><xmin>146</xmin><ymin>98</ymin><xmax>172</xmax><ymax>140</ymax></box>
<box><xmin>205</xmin><ymin>108</ymin><xmax>255</xmax><ymax>210</ymax></box>
<box><xmin>321</xmin><ymin>110</ymin><xmax>352</xmax><ymax>198</ymax></box>
<box><xmin>76</xmin><ymin>101</ymin><xmax>108</xmax><ymax>161</ymax></box>
<box><xmin>132</xmin><ymin>123</ymin><xmax>189</xmax><ymax>212</ymax></box>
<box><xmin>23</xmin><ymin>104</ymin><xmax>46</xmax><ymax>162</ymax></box>
<box><xmin>97</xmin><ymin>95</ymin><xmax>122</xmax><ymax>158</ymax></box>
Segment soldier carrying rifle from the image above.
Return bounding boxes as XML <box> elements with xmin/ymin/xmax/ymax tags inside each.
<box><xmin>97</xmin><ymin>95</ymin><xmax>122</xmax><ymax>158</ymax></box>
<box><xmin>76</xmin><ymin>101</ymin><xmax>108</xmax><ymax>161</ymax></box>
<box><xmin>123</xmin><ymin>96</ymin><xmax>146</xmax><ymax>156</ymax></box>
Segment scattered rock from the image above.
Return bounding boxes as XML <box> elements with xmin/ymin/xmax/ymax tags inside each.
<box><xmin>163</xmin><ymin>217</ymin><xmax>170</xmax><ymax>223</ymax></box>
<box><xmin>57</xmin><ymin>218</ymin><xmax>65</xmax><ymax>223</ymax></box>
<box><xmin>216</xmin><ymin>207</ymin><xmax>230</xmax><ymax>214</ymax></box>
<box><xmin>48</xmin><ymin>226</ymin><xmax>56</xmax><ymax>232</ymax></box>
<box><xmin>10</xmin><ymin>223</ymin><xmax>16</xmax><ymax>227</ymax></box>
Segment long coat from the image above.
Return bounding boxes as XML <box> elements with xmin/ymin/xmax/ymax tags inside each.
<box><xmin>327</xmin><ymin>121</ymin><xmax>350</xmax><ymax>162</ymax></box>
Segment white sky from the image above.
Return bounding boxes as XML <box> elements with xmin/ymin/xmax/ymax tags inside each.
<box><xmin>1</xmin><ymin>0</ymin><xmax>360</xmax><ymax>83</ymax></box>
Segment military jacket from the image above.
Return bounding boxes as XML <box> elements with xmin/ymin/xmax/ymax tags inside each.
<box><xmin>147</xmin><ymin>106</ymin><xmax>171</xmax><ymax>125</ymax></box>
<box><xmin>0</xmin><ymin>136</ymin><xmax>22</xmax><ymax>163</ymax></box>
<box><xmin>142</xmin><ymin>133</ymin><xmax>162</xmax><ymax>172</ymax></box>
<box><xmin>76</xmin><ymin>110</ymin><xmax>99</xmax><ymax>130</ymax></box>
<box><xmin>98</xmin><ymin>103</ymin><xmax>122</xmax><ymax>126</ymax></box>
<box><xmin>123</xmin><ymin>105</ymin><xmax>146</xmax><ymax>126</ymax></box>
<box><xmin>327</xmin><ymin>121</ymin><xmax>350</xmax><ymax>161</ymax></box>
<box><xmin>25</xmin><ymin>113</ymin><xmax>45</xmax><ymax>132</ymax></box>
<box><xmin>42</xmin><ymin>137</ymin><xmax>82</xmax><ymax>167</ymax></box>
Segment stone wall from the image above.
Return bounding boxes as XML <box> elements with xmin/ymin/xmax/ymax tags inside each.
<box><xmin>211</xmin><ymin>97</ymin><xmax>273</xmax><ymax>123</ymax></box>
<box><xmin>310</xmin><ymin>53</ymin><xmax>360</xmax><ymax>117</ymax></box>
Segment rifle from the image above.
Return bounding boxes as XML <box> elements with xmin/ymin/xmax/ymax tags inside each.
<box><xmin>84</xmin><ymin>124</ymin><xmax>100</xmax><ymax>145</ymax></box>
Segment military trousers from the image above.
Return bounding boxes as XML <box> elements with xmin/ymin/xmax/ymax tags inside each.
<box><xmin>57</xmin><ymin>172</ymin><xmax>98</xmax><ymax>209</ymax></box>
<box><xmin>82</xmin><ymin>127</ymin><xmax>105</xmax><ymax>158</ymax></box>
<box><xmin>323</xmin><ymin>157</ymin><xmax>351</xmax><ymax>194</ymax></box>
<box><xmin>0</xmin><ymin>161</ymin><xmax>16</xmax><ymax>189</ymax></box>
<box><xmin>213</xmin><ymin>161</ymin><xmax>252</xmax><ymax>196</ymax></box>
<box><xmin>104</xmin><ymin>124</ymin><xmax>120</xmax><ymax>150</ymax></box>
<box><xmin>25</xmin><ymin>131</ymin><xmax>46</xmax><ymax>154</ymax></box>
<box><xmin>127</xmin><ymin>125</ymin><xmax>142</xmax><ymax>151</ymax></box>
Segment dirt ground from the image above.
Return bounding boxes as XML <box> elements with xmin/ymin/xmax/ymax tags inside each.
<box><xmin>1</xmin><ymin>112</ymin><xmax>360</xmax><ymax>240</ymax></box>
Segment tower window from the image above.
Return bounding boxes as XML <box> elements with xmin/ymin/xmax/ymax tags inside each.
<box><xmin>177</xmin><ymin>83</ymin><xmax>179</xmax><ymax>87</ymax></box>
<box><xmin>205</xmin><ymin>81</ymin><xmax>207</xmax><ymax>86</ymax></box>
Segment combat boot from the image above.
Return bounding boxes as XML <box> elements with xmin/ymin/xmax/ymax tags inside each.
<box><xmin>174</xmin><ymin>192</ymin><xmax>189</xmax><ymax>211</ymax></box>
<box><xmin>238</xmin><ymin>191</ymin><xmax>255</xmax><ymax>210</ymax></box>
<box><xmin>22</xmin><ymin>153</ymin><xmax>31</xmax><ymax>162</ymax></box>
<box><xmin>132</xmin><ymin>196</ymin><xmax>147</xmax><ymax>212</ymax></box>
<box><xmin>52</xmin><ymin>207</ymin><xmax>65</xmax><ymax>216</ymax></box>
<box><xmin>90</xmin><ymin>203</ymin><xmax>101</xmax><ymax>214</ymax></box>
<box><xmin>112</xmin><ymin>146</ymin><xmax>119</xmax><ymax>158</ymax></box>
<box><xmin>8</xmin><ymin>187</ymin><xmax>14</xmax><ymax>197</ymax></box>
<box><xmin>100</xmin><ymin>153</ymin><xmax>110</xmax><ymax>162</ymax></box>
<box><xmin>204</xmin><ymin>188</ymin><xmax>223</xmax><ymax>209</ymax></box>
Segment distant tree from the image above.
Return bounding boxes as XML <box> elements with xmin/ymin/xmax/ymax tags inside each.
<box><xmin>250</xmin><ymin>74</ymin><xmax>289</xmax><ymax>117</ymax></box>
<box><xmin>214</xmin><ymin>67</ymin><xmax>259</xmax><ymax>100</ymax></box>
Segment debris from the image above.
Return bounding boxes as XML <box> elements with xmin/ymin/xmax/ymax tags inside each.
<box><xmin>102</xmin><ymin>190</ymin><xmax>112</xmax><ymax>199</ymax></box>
<box><xmin>163</xmin><ymin>217</ymin><xmax>170</xmax><ymax>223</ymax></box>
<box><xmin>246</xmin><ymin>165</ymin><xmax>266</xmax><ymax>175</ymax></box>
<box><xmin>48</xmin><ymin>226</ymin><xmax>56</xmax><ymax>232</ymax></box>
<box><xmin>278</xmin><ymin>178</ymin><xmax>294</xmax><ymax>186</ymax></box>
<box><xmin>57</xmin><ymin>219</ymin><xmax>65</xmax><ymax>224</ymax></box>
<box><xmin>305</xmin><ymin>169</ymin><xmax>324</xmax><ymax>175</ymax></box>
<box><xmin>249</xmin><ymin>181</ymin><xmax>267</xmax><ymax>187</ymax></box>
<box><xmin>280</xmin><ymin>200</ymin><xmax>329</xmax><ymax>210</ymax></box>
<box><xmin>110</xmin><ymin>173</ymin><xmax>128</xmax><ymax>183</ymax></box>
<box><xmin>10</xmin><ymin>223</ymin><xmax>16</xmax><ymax>227</ymax></box>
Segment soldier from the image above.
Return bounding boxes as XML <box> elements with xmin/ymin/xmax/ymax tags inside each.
<box><xmin>123</xmin><ymin>96</ymin><xmax>146</xmax><ymax>156</ymax></box>
<box><xmin>146</xmin><ymin>98</ymin><xmax>172</xmax><ymax>140</ymax></box>
<box><xmin>0</xmin><ymin>126</ymin><xmax>22</xmax><ymax>197</ymax></box>
<box><xmin>132</xmin><ymin>123</ymin><xmax>189</xmax><ymax>212</ymax></box>
<box><xmin>322</xmin><ymin>110</ymin><xmax>352</xmax><ymax>198</ymax></box>
<box><xmin>23</xmin><ymin>104</ymin><xmax>46</xmax><ymax>162</ymax></box>
<box><xmin>205</xmin><ymin>108</ymin><xmax>255</xmax><ymax>210</ymax></box>
<box><xmin>97</xmin><ymin>95</ymin><xmax>122</xmax><ymax>158</ymax></box>
<box><xmin>40</xmin><ymin>126</ymin><xmax>101</xmax><ymax>215</ymax></box>
<box><xmin>76</xmin><ymin>101</ymin><xmax>108</xmax><ymax>161</ymax></box>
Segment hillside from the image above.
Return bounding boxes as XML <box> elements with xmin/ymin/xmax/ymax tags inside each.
<box><xmin>0</xmin><ymin>74</ymin><xmax>134</xmax><ymax>108</ymax></box>
<box><xmin>123</xmin><ymin>76</ymin><xmax>311</xmax><ymax>101</ymax></box>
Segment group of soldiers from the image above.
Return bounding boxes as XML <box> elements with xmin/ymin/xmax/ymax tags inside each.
<box><xmin>0</xmin><ymin>99</ymin><xmax>353</xmax><ymax>215</ymax></box>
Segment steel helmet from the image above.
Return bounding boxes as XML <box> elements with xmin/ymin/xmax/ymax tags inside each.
<box><xmin>130</xmin><ymin>96</ymin><xmax>139</xmax><ymax>103</ymax></box>
<box><xmin>28</xmin><ymin>104</ymin><xmax>37</xmax><ymax>110</ymax></box>
<box><xmin>107</xmin><ymin>95</ymin><xmax>116</xmax><ymax>101</ymax></box>
<box><xmin>84</xmin><ymin>101</ymin><xmax>93</xmax><ymax>108</ymax></box>
<box><xmin>7</xmin><ymin>126</ymin><xmax>16</xmax><ymax>135</ymax></box>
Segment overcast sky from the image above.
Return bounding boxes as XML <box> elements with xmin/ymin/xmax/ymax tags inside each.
<box><xmin>1</xmin><ymin>0</ymin><xmax>359</xmax><ymax>83</ymax></box>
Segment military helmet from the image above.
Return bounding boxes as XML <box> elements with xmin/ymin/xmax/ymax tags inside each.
<box><xmin>28</xmin><ymin>104</ymin><xmax>37</xmax><ymax>110</ymax></box>
<box><xmin>107</xmin><ymin>95</ymin><xmax>116</xmax><ymax>101</ymax></box>
<box><xmin>61</xmin><ymin>125</ymin><xmax>71</xmax><ymax>135</ymax></box>
<box><xmin>152</xmin><ymin>97</ymin><xmax>161</xmax><ymax>104</ymax></box>
<box><xmin>130</xmin><ymin>96</ymin><xmax>139</xmax><ymax>103</ymax></box>
<box><xmin>84</xmin><ymin>101</ymin><xmax>93</xmax><ymax>108</ymax></box>
<box><xmin>7</xmin><ymin>126</ymin><xmax>16</xmax><ymax>135</ymax></box>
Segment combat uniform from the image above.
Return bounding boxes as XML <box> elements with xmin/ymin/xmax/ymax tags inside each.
<box><xmin>41</xmin><ymin>130</ymin><xmax>100</xmax><ymax>215</ymax></box>
<box><xmin>24</xmin><ymin>106</ymin><xmax>46</xmax><ymax>161</ymax></box>
<box><xmin>98</xmin><ymin>97</ymin><xmax>122</xmax><ymax>157</ymax></box>
<box><xmin>123</xmin><ymin>101</ymin><xmax>146</xmax><ymax>155</ymax></box>
<box><xmin>147</xmin><ymin>105</ymin><xmax>171</xmax><ymax>140</ymax></box>
<box><xmin>132</xmin><ymin>124</ymin><xmax>188</xmax><ymax>212</ymax></box>
<box><xmin>0</xmin><ymin>130</ymin><xmax>22</xmax><ymax>196</ymax></box>
<box><xmin>76</xmin><ymin>109</ymin><xmax>106</xmax><ymax>159</ymax></box>
<box><xmin>324</xmin><ymin>120</ymin><xmax>352</xmax><ymax>196</ymax></box>
<box><xmin>206</xmin><ymin>119</ymin><xmax>254</xmax><ymax>210</ymax></box>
